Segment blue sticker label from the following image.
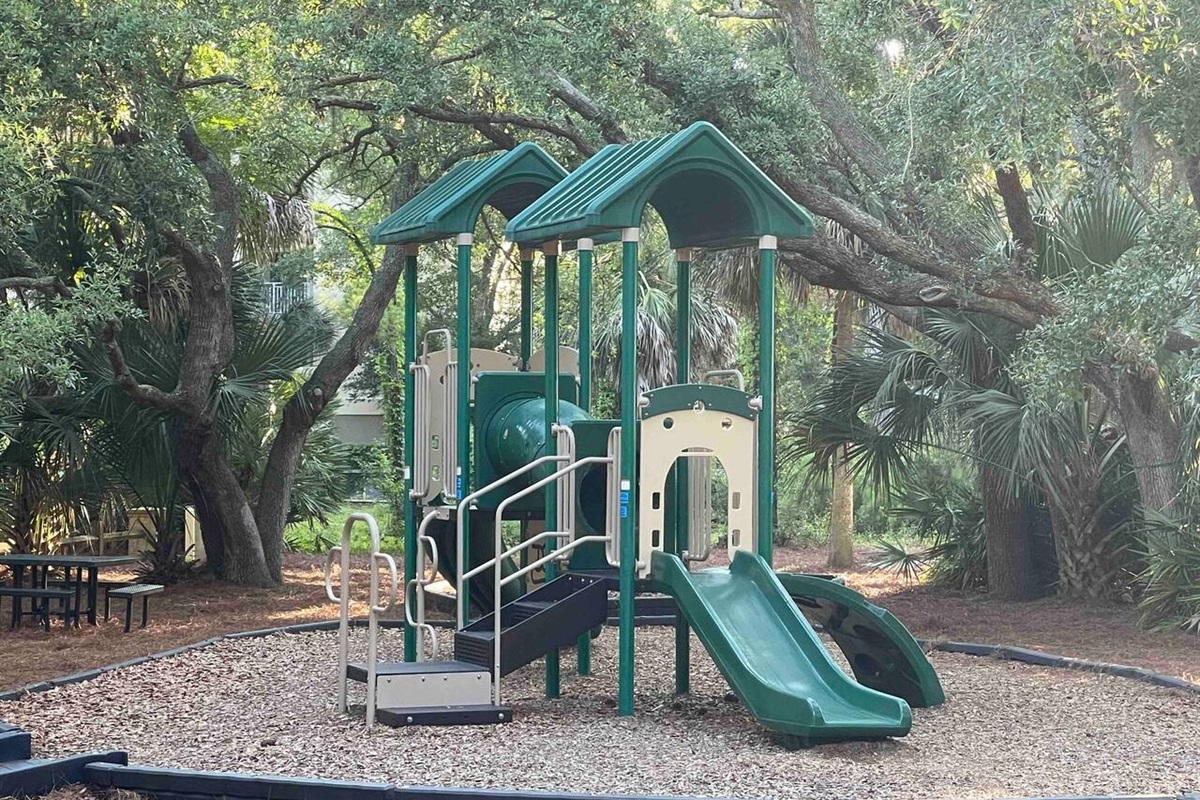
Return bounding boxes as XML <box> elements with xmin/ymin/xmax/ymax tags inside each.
<box><xmin>620</xmin><ymin>505</ymin><xmax>628</xmax><ymax>518</ymax></box>
<box><xmin>456</xmin><ymin>476</ymin><xmax>463</xmax><ymax>499</ymax></box>
<box><xmin>619</xmin><ymin>491</ymin><xmax>629</xmax><ymax>503</ymax></box>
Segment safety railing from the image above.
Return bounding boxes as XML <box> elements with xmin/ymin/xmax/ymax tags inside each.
<box><xmin>409</xmin><ymin>363</ymin><xmax>431</xmax><ymax>499</ymax></box>
<box><xmin>469</xmin><ymin>455</ymin><xmax>613</xmax><ymax>705</ymax></box>
<box><xmin>553</xmin><ymin>424</ymin><xmax>576</xmax><ymax>543</ymax></box>
<box><xmin>454</xmin><ymin>453</ymin><xmax>570</xmax><ymax>628</ymax></box>
<box><xmin>405</xmin><ymin>508</ymin><xmax>445</xmax><ymax>660</ymax></box>
<box><xmin>443</xmin><ymin>359</ymin><xmax>459</xmax><ymax>501</ymax></box>
<box><xmin>605</xmin><ymin>427</ymin><xmax>621</xmax><ymax>567</ymax></box>
<box><xmin>324</xmin><ymin>513</ymin><xmax>398</xmax><ymax>727</ymax></box>
<box><xmin>421</xmin><ymin>328</ymin><xmax>452</xmax><ymax>357</ymax></box>
<box><xmin>683</xmin><ymin>449</ymin><xmax>713</xmax><ymax>562</ymax></box>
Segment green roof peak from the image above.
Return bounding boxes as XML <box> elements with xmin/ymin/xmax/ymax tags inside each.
<box><xmin>505</xmin><ymin>122</ymin><xmax>814</xmax><ymax>249</ymax></box>
<box><xmin>371</xmin><ymin>142</ymin><xmax>568</xmax><ymax>245</ymax></box>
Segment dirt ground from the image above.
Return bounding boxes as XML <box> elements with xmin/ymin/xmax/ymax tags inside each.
<box><xmin>1</xmin><ymin>546</ymin><xmax>1197</xmax><ymax>692</ymax></box>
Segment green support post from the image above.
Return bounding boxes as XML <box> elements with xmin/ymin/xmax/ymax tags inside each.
<box><xmin>456</xmin><ymin>233</ymin><xmax>473</xmax><ymax>615</ymax></box>
<box><xmin>520</xmin><ymin>250</ymin><xmax>533</xmax><ymax>368</ymax></box>
<box><xmin>674</xmin><ymin>248</ymin><xmax>691</xmax><ymax>694</ymax></box>
<box><xmin>618</xmin><ymin>228</ymin><xmax>639</xmax><ymax>716</ymax></box>
<box><xmin>519</xmin><ymin>249</ymin><xmax>534</xmax><ymax>577</ymax></box>
<box><xmin>757</xmin><ymin>237</ymin><xmax>777</xmax><ymax>565</ymax></box>
<box><xmin>543</xmin><ymin>241</ymin><xmax>562</xmax><ymax>699</ymax></box>
<box><xmin>402</xmin><ymin>246</ymin><xmax>419</xmax><ymax>663</ymax></box>
<box><xmin>576</xmin><ymin>238</ymin><xmax>594</xmax><ymax>676</ymax></box>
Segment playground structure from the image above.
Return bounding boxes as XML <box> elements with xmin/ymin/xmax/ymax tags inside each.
<box><xmin>326</xmin><ymin>123</ymin><xmax>945</xmax><ymax>745</ymax></box>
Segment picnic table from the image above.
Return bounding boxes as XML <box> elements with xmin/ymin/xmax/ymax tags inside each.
<box><xmin>0</xmin><ymin>554</ymin><xmax>140</xmax><ymax>627</ymax></box>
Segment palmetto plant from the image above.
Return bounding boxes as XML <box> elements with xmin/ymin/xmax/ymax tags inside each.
<box><xmin>594</xmin><ymin>222</ymin><xmax>739</xmax><ymax>394</ymax></box>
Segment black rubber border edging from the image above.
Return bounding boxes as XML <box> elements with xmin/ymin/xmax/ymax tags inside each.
<box><xmin>924</xmin><ymin>640</ymin><xmax>1200</xmax><ymax>696</ymax></box>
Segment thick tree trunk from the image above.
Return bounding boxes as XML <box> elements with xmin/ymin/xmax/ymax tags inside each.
<box><xmin>1116</xmin><ymin>370</ymin><xmax>1182</xmax><ymax>516</ymax></box>
<box><xmin>828</xmin><ymin>449</ymin><xmax>855</xmax><ymax>569</ymax></box>
<box><xmin>1047</xmin><ymin>500</ymin><xmax>1113</xmax><ymax>598</ymax></box>
<box><xmin>181</xmin><ymin>424</ymin><xmax>273</xmax><ymax>588</ymax></box>
<box><xmin>827</xmin><ymin>291</ymin><xmax>856</xmax><ymax>569</ymax></box>
<box><xmin>978</xmin><ymin>462</ymin><xmax>1038</xmax><ymax>600</ymax></box>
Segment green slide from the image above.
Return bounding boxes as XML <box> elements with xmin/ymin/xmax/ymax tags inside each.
<box><xmin>775</xmin><ymin>573</ymin><xmax>945</xmax><ymax>708</ymax></box>
<box><xmin>652</xmin><ymin>550</ymin><xmax>912</xmax><ymax>745</ymax></box>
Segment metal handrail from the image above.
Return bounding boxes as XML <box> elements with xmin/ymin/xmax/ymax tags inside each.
<box><xmin>443</xmin><ymin>360</ymin><xmax>459</xmax><ymax>501</ymax></box>
<box><xmin>703</xmin><ymin>369</ymin><xmax>746</xmax><ymax>391</ymax></box>
<box><xmin>323</xmin><ymin>540</ymin><xmax>350</xmax><ymax>716</ymax></box>
<box><xmin>682</xmin><ymin>449</ymin><xmax>714</xmax><ymax>563</ymax></box>
<box><xmin>422</xmin><ymin>328</ymin><xmax>452</xmax><ymax>358</ymax></box>
<box><xmin>605</xmin><ymin>427</ymin><xmax>621</xmax><ymax>567</ymax></box>
<box><xmin>405</xmin><ymin>509</ymin><xmax>443</xmax><ymax>660</ymax></box>
<box><xmin>454</xmin><ymin>454</ymin><xmax>568</xmax><ymax>628</ymax></box>
<box><xmin>322</xmin><ymin>513</ymin><xmax>390</xmax><ymax>727</ymax></box>
<box><xmin>487</xmin><ymin>455</ymin><xmax>613</xmax><ymax>705</ymax></box>
<box><xmin>461</xmin><ymin>530</ymin><xmax>569</xmax><ymax>581</ymax></box>
<box><xmin>409</xmin><ymin>363</ymin><xmax>430</xmax><ymax>499</ymax></box>
<box><xmin>554</xmin><ymin>424</ymin><xmax>576</xmax><ymax>538</ymax></box>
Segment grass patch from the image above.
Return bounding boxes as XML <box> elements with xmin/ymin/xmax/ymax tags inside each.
<box><xmin>285</xmin><ymin>502</ymin><xmax>400</xmax><ymax>554</ymax></box>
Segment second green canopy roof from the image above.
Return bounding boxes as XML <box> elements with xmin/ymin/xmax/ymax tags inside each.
<box><xmin>505</xmin><ymin>122</ymin><xmax>814</xmax><ymax>249</ymax></box>
<box><xmin>371</xmin><ymin>143</ymin><xmax>567</xmax><ymax>246</ymax></box>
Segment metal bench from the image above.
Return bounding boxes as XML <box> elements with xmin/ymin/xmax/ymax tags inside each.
<box><xmin>0</xmin><ymin>586</ymin><xmax>76</xmax><ymax>630</ymax></box>
<box><xmin>104</xmin><ymin>584</ymin><xmax>164</xmax><ymax>632</ymax></box>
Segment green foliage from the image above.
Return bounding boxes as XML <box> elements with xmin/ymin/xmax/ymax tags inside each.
<box><xmin>867</xmin><ymin>540</ymin><xmax>928</xmax><ymax>585</ymax></box>
<box><xmin>285</xmin><ymin>503</ymin><xmax>398</xmax><ymax>555</ymax></box>
<box><xmin>1136</xmin><ymin>515</ymin><xmax>1200</xmax><ymax>633</ymax></box>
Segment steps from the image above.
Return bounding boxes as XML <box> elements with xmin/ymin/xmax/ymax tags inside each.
<box><xmin>454</xmin><ymin>573</ymin><xmax>607</xmax><ymax>676</ymax></box>
<box><xmin>345</xmin><ymin>660</ymin><xmax>511</xmax><ymax>727</ymax></box>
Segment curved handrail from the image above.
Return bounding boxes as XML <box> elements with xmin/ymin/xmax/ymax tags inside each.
<box><xmin>487</xmin><ymin>455</ymin><xmax>613</xmax><ymax>705</ymax></box>
<box><xmin>409</xmin><ymin>363</ymin><xmax>430</xmax><ymax>499</ymax></box>
<box><xmin>454</xmin><ymin>453</ymin><xmax>567</xmax><ymax>627</ymax></box>
<box><xmin>422</xmin><ymin>328</ymin><xmax>452</xmax><ymax>357</ymax></box>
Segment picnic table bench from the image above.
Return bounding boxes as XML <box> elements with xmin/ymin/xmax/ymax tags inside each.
<box><xmin>0</xmin><ymin>586</ymin><xmax>75</xmax><ymax>630</ymax></box>
<box><xmin>0</xmin><ymin>554</ymin><xmax>140</xmax><ymax>627</ymax></box>
<box><xmin>105</xmin><ymin>584</ymin><xmax>164</xmax><ymax>632</ymax></box>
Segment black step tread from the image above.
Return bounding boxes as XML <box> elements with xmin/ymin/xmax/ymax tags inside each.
<box><xmin>346</xmin><ymin>660</ymin><xmax>486</xmax><ymax>682</ymax></box>
<box><xmin>376</xmin><ymin>704</ymin><xmax>513</xmax><ymax>727</ymax></box>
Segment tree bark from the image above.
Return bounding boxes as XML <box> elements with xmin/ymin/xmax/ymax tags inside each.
<box><xmin>827</xmin><ymin>291</ymin><xmax>856</xmax><ymax>569</ymax></box>
<box><xmin>180</xmin><ymin>423</ymin><xmax>273</xmax><ymax>587</ymax></box>
<box><xmin>1116</xmin><ymin>370</ymin><xmax>1182</xmax><ymax>516</ymax></box>
<box><xmin>978</xmin><ymin>461</ymin><xmax>1038</xmax><ymax>600</ymax></box>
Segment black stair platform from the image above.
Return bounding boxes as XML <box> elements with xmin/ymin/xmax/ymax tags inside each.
<box><xmin>455</xmin><ymin>573</ymin><xmax>607</xmax><ymax>676</ymax></box>
<box><xmin>347</xmin><ymin>660</ymin><xmax>485</xmax><ymax>683</ymax></box>
<box><xmin>376</xmin><ymin>704</ymin><xmax>513</xmax><ymax>727</ymax></box>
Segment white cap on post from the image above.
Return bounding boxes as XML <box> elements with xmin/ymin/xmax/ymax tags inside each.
<box><xmin>456</xmin><ymin>232</ymin><xmax>474</xmax><ymax>246</ymax></box>
<box><xmin>675</xmin><ymin>248</ymin><xmax>693</xmax><ymax>262</ymax></box>
<box><xmin>622</xmin><ymin>227</ymin><xmax>640</xmax><ymax>243</ymax></box>
<box><xmin>758</xmin><ymin>234</ymin><xmax>778</xmax><ymax>250</ymax></box>
<box><xmin>577</xmin><ymin>238</ymin><xmax>594</xmax><ymax>252</ymax></box>
<box><xmin>543</xmin><ymin>240</ymin><xmax>561</xmax><ymax>256</ymax></box>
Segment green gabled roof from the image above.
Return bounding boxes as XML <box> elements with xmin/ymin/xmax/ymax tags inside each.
<box><xmin>505</xmin><ymin>122</ymin><xmax>814</xmax><ymax>249</ymax></box>
<box><xmin>371</xmin><ymin>143</ymin><xmax>568</xmax><ymax>245</ymax></box>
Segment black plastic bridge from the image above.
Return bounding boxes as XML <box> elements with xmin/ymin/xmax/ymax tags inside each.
<box><xmin>454</xmin><ymin>573</ymin><xmax>607</xmax><ymax>675</ymax></box>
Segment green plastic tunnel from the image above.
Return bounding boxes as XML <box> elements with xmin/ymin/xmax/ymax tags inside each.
<box><xmin>428</xmin><ymin>395</ymin><xmax>604</xmax><ymax>618</ymax></box>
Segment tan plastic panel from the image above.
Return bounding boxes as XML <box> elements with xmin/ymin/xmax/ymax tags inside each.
<box><xmin>527</xmin><ymin>345</ymin><xmax>580</xmax><ymax>378</ymax></box>
<box><xmin>637</xmin><ymin>403</ymin><xmax>757</xmax><ymax>576</ymax></box>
